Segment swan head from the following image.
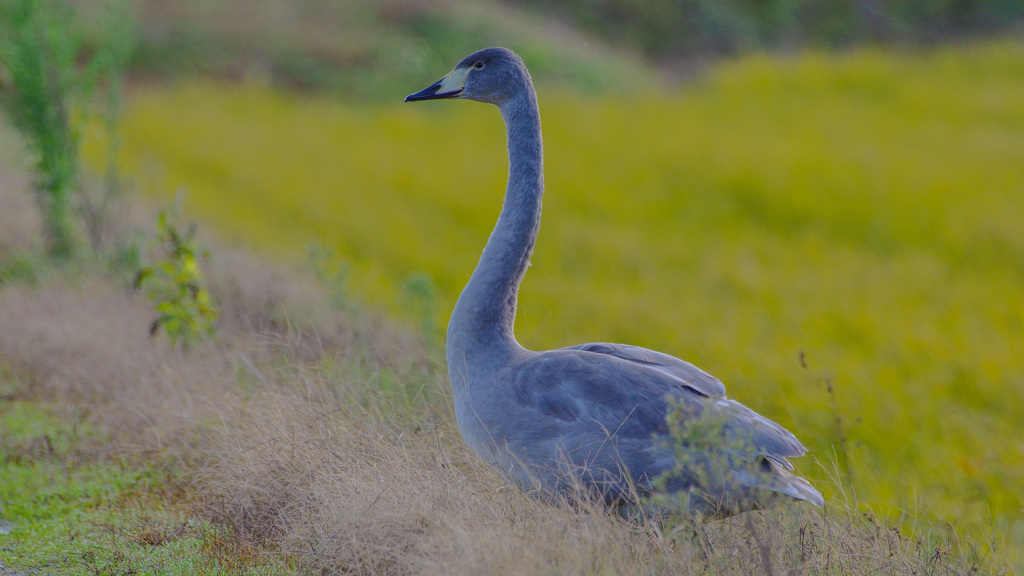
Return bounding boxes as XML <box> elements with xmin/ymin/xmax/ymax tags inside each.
<box><xmin>405</xmin><ymin>47</ymin><xmax>531</xmax><ymax>106</ymax></box>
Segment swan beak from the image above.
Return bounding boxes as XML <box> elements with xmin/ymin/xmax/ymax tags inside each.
<box><xmin>405</xmin><ymin>66</ymin><xmax>469</xmax><ymax>102</ymax></box>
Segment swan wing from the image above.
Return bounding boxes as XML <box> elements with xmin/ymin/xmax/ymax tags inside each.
<box><xmin>562</xmin><ymin>342</ymin><xmax>727</xmax><ymax>398</ymax></box>
<box><xmin>491</xmin><ymin>349</ymin><xmax>821</xmax><ymax>508</ymax></box>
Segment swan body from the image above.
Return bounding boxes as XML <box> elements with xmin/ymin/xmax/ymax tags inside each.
<box><xmin>405</xmin><ymin>47</ymin><xmax>823</xmax><ymax>518</ymax></box>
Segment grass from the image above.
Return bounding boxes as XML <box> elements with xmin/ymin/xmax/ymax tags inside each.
<box><xmin>0</xmin><ymin>373</ymin><xmax>290</xmax><ymax>575</ymax></box>
<box><xmin>0</xmin><ymin>188</ymin><xmax>1006</xmax><ymax>574</ymax></box>
<box><xmin>95</xmin><ymin>38</ymin><xmax>1024</xmax><ymax>567</ymax></box>
<box><xmin>0</xmin><ymin>264</ymin><xmax>1000</xmax><ymax>575</ymax></box>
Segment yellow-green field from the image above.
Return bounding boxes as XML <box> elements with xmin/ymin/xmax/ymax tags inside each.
<box><xmin>94</xmin><ymin>41</ymin><xmax>1024</xmax><ymax>559</ymax></box>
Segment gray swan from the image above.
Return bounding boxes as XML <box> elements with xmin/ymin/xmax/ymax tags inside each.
<box><xmin>405</xmin><ymin>47</ymin><xmax>823</xmax><ymax>520</ymax></box>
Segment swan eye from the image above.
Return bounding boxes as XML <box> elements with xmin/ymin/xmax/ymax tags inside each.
<box><xmin>473</xmin><ymin>61</ymin><xmax>484</xmax><ymax>70</ymax></box>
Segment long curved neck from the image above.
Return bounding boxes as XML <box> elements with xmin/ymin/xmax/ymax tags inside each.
<box><xmin>448</xmin><ymin>88</ymin><xmax>543</xmax><ymax>379</ymax></box>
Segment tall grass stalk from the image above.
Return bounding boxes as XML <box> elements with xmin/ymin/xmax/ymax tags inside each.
<box><xmin>0</xmin><ymin>0</ymin><xmax>134</xmax><ymax>259</ymax></box>
<box><xmin>0</xmin><ymin>0</ymin><xmax>82</xmax><ymax>258</ymax></box>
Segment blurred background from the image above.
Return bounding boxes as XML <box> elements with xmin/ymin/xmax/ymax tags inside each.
<box><xmin>2</xmin><ymin>0</ymin><xmax>1024</xmax><ymax>569</ymax></box>
<box><xmin>55</xmin><ymin>0</ymin><xmax>1024</xmax><ymax>95</ymax></box>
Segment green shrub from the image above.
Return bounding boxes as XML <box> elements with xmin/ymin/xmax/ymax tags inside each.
<box><xmin>134</xmin><ymin>211</ymin><xmax>218</xmax><ymax>348</ymax></box>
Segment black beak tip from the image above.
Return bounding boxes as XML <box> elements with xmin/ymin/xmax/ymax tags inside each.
<box><xmin>405</xmin><ymin>80</ymin><xmax>464</xmax><ymax>103</ymax></box>
<box><xmin>405</xmin><ymin>82</ymin><xmax>441</xmax><ymax>103</ymax></box>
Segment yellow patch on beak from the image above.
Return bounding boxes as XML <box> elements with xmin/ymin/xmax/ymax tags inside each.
<box><xmin>438</xmin><ymin>66</ymin><xmax>471</xmax><ymax>96</ymax></box>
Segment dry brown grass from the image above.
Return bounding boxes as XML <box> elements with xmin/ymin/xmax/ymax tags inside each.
<box><xmin>0</xmin><ymin>128</ymin><xmax>1002</xmax><ymax>575</ymax></box>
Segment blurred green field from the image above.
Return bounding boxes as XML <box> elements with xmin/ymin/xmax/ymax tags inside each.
<box><xmin>93</xmin><ymin>40</ymin><xmax>1024</xmax><ymax>559</ymax></box>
